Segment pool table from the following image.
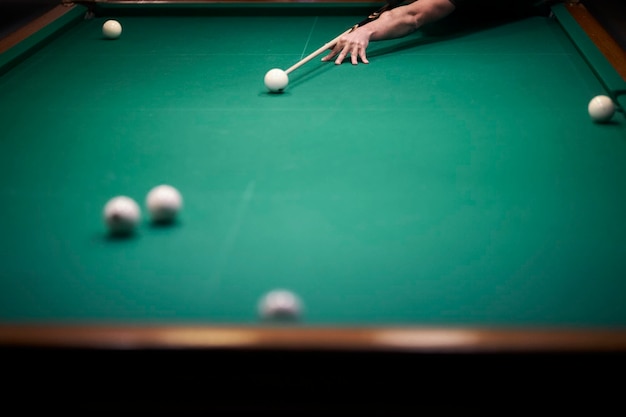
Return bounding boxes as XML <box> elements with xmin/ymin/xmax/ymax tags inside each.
<box><xmin>1</xmin><ymin>0</ymin><xmax>626</xmax><ymax>410</ymax></box>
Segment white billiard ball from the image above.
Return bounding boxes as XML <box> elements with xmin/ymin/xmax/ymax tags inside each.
<box><xmin>588</xmin><ymin>95</ymin><xmax>615</xmax><ymax>123</ymax></box>
<box><xmin>146</xmin><ymin>184</ymin><xmax>182</xmax><ymax>223</ymax></box>
<box><xmin>264</xmin><ymin>68</ymin><xmax>289</xmax><ymax>93</ymax></box>
<box><xmin>258</xmin><ymin>289</ymin><xmax>302</xmax><ymax>320</ymax></box>
<box><xmin>102</xmin><ymin>20</ymin><xmax>122</xmax><ymax>40</ymax></box>
<box><xmin>103</xmin><ymin>196</ymin><xmax>140</xmax><ymax>236</ymax></box>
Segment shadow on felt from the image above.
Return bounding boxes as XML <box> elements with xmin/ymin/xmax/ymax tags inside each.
<box><xmin>288</xmin><ymin>9</ymin><xmax>552</xmax><ymax>88</ymax></box>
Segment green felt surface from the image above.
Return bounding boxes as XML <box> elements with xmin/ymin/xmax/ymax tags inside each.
<box><xmin>0</xmin><ymin>3</ymin><xmax>625</xmax><ymax>326</ymax></box>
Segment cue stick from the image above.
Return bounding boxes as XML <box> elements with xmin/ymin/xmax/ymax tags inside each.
<box><xmin>284</xmin><ymin>0</ymin><xmax>405</xmax><ymax>75</ymax></box>
<box><xmin>285</xmin><ymin>28</ymin><xmax>354</xmax><ymax>74</ymax></box>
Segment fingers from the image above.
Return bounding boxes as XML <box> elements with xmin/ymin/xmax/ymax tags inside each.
<box><xmin>334</xmin><ymin>45</ymin><xmax>350</xmax><ymax>65</ymax></box>
<box><xmin>339</xmin><ymin>44</ymin><xmax>369</xmax><ymax>65</ymax></box>
<box><xmin>349</xmin><ymin>44</ymin><xmax>369</xmax><ymax>65</ymax></box>
<box><xmin>321</xmin><ymin>46</ymin><xmax>339</xmax><ymax>62</ymax></box>
<box><xmin>321</xmin><ymin>43</ymin><xmax>369</xmax><ymax>65</ymax></box>
<box><xmin>359</xmin><ymin>49</ymin><xmax>369</xmax><ymax>65</ymax></box>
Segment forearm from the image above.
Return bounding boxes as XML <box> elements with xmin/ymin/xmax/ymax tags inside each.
<box><xmin>362</xmin><ymin>0</ymin><xmax>456</xmax><ymax>41</ymax></box>
<box><xmin>322</xmin><ymin>0</ymin><xmax>457</xmax><ymax>64</ymax></box>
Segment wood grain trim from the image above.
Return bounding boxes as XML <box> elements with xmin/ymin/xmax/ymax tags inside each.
<box><xmin>0</xmin><ymin>5</ymin><xmax>76</xmax><ymax>55</ymax></box>
<box><xmin>2</xmin><ymin>324</ymin><xmax>626</xmax><ymax>352</ymax></box>
<box><xmin>565</xmin><ymin>1</ymin><xmax>626</xmax><ymax>80</ymax></box>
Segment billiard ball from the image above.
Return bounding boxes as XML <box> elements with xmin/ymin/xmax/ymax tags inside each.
<box><xmin>146</xmin><ymin>184</ymin><xmax>183</xmax><ymax>223</ymax></box>
<box><xmin>588</xmin><ymin>95</ymin><xmax>615</xmax><ymax>123</ymax></box>
<box><xmin>264</xmin><ymin>68</ymin><xmax>289</xmax><ymax>93</ymax></box>
<box><xmin>103</xmin><ymin>196</ymin><xmax>140</xmax><ymax>236</ymax></box>
<box><xmin>102</xmin><ymin>20</ymin><xmax>122</xmax><ymax>40</ymax></box>
<box><xmin>258</xmin><ymin>289</ymin><xmax>302</xmax><ymax>320</ymax></box>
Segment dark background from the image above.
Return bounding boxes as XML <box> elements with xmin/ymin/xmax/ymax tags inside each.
<box><xmin>1</xmin><ymin>0</ymin><xmax>625</xmax><ymax>49</ymax></box>
<box><xmin>582</xmin><ymin>0</ymin><xmax>626</xmax><ymax>51</ymax></box>
<box><xmin>0</xmin><ymin>0</ymin><xmax>58</xmax><ymax>38</ymax></box>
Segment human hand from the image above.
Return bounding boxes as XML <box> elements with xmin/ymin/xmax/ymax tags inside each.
<box><xmin>321</xmin><ymin>29</ymin><xmax>371</xmax><ymax>65</ymax></box>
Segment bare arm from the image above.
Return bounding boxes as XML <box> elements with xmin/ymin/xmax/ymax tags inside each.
<box><xmin>322</xmin><ymin>0</ymin><xmax>456</xmax><ymax>65</ymax></box>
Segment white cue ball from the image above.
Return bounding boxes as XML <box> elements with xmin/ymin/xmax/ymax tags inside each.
<box><xmin>146</xmin><ymin>184</ymin><xmax>183</xmax><ymax>223</ymax></box>
<box><xmin>258</xmin><ymin>289</ymin><xmax>302</xmax><ymax>320</ymax></box>
<box><xmin>102</xmin><ymin>20</ymin><xmax>122</xmax><ymax>40</ymax></box>
<box><xmin>588</xmin><ymin>95</ymin><xmax>615</xmax><ymax>123</ymax></box>
<box><xmin>264</xmin><ymin>68</ymin><xmax>289</xmax><ymax>93</ymax></box>
<box><xmin>103</xmin><ymin>196</ymin><xmax>141</xmax><ymax>236</ymax></box>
